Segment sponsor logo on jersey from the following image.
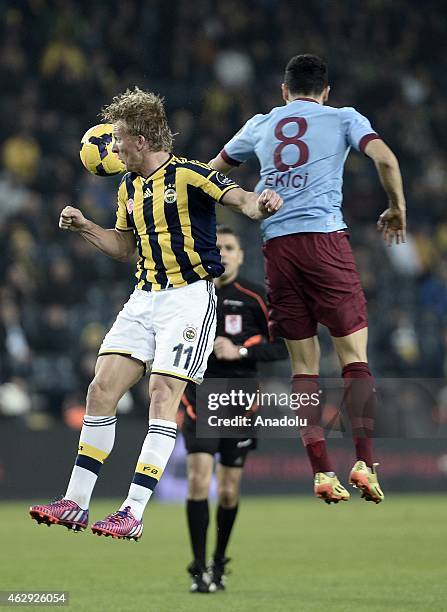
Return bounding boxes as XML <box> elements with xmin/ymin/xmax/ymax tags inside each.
<box><xmin>215</xmin><ymin>172</ymin><xmax>233</xmax><ymax>186</ymax></box>
<box><xmin>225</xmin><ymin>314</ymin><xmax>242</xmax><ymax>335</ymax></box>
<box><xmin>143</xmin><ymin>187</ymin><xmax>153</xmax><ymax>199</ymax></box>
<box><xmin>127</xmin><ymin>198</ymin><xmax>134</xmax><ymax>214</ymax></box>
<box><xmin>223</xmin><ymin>299</ymin><xmax>244</xmax><ymax>307</ymax></box>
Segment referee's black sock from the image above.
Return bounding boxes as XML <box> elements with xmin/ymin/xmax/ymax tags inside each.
<box><xmin>214</xmin><ymin>504</ymin><xmax>238</xmax><ymax>560</ymax></box>
<box><xmin>186</xmin><ymin>499</ymin><xmax>209</xmax><ymax>570</ymax></box>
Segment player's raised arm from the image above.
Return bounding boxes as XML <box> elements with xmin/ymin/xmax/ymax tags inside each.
<box><xmin>364</xmin><ymin>139</ymin><xmax>407</xmax><ymax>246</ymax></box>
<box><xmin>209</xmin><ymin>153</ymin><xmax>235</xmax><ymax>174</ymax></box>
<box><xmin>59</xmin><ymin>206</ymin><xmax>137</xmax><ymax>262</ymax></box>
<box><xmin>221</xmin><ymin>188</ymin><xmax>282</xmax><ymax>220</ymax></box>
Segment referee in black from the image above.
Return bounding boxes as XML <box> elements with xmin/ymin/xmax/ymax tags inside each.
<box><xmin>182</xmin><ymin>225</ymin><xmax>287</xmax><ymax>593</ymax></box>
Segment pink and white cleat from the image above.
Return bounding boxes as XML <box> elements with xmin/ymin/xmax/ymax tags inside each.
<box><xmin>91</xmin><ymin>506</ymin><xmax>143</xmax><ymax>541</ymax></box>
<box><xmin>29</xmin><ymin>499</ymin><xmax>88</xmax><ymax>532</ymax></box>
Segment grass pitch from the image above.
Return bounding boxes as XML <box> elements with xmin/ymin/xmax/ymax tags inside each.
<box><xmin>1</xmin><ymin>495</ymin><xmax>446</xmax><ymax>611</ymax></box>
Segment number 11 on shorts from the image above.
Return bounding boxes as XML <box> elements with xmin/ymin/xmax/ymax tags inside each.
<box><xmin>172</xmin><ymin>343</ymin><xmax>194</xmax><ymax>370</ymax></box>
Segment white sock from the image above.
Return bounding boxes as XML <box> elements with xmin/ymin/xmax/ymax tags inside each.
<box><xmin>65</xmin><ymin>415</ymin><xmax>117</xmax><ymax>509</ymax></box>
<box><xmin>121</xmin><ymin>419</ymin><xmax>177</xmax><ymax>520</ymax></box>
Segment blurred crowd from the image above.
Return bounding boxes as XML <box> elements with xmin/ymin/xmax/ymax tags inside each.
<box><xmin>1</xmin><ymin>0</ymin><xmax>447</xmax><ymax>425</ymax></box>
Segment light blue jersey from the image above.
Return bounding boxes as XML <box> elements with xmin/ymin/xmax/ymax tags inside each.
<box><xmin>221</xmin><ymin>99</ymin><xmax>379</xmax><ymax>242</ymax></box>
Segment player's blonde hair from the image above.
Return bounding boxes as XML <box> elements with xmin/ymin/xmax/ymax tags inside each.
<box><xmin>101</xmin><ymin>87</ymin><xmax>173</xmax><ymax>151</ymax></box>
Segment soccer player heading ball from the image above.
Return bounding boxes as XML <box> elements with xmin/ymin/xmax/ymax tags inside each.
<box><xmin>29</xmin><ymin>88</ymin><xmax>282</xmax><ymax>538</ymax></box>
<box><xmin>210</xmin><ymin>54</ymin><xmax>406</xmax><ymax>504</ymax></box>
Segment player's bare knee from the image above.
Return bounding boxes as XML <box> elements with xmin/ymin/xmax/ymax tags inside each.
<box><xmin>86</xmin><ymin>378</ymin><xmax>116</xmax><ymax>416</ymax></box>
<box><xmin>150</xmin><ymin>384</ymin><xmax>172</xmax><ymax>406</ymax></box>
<box><xmin>149</xmin><ymin>376</ymin><xmax>185</xmax><ymax>420</ymax></box>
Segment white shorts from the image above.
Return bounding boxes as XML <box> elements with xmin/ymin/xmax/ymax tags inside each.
<box><xmin>99</xmin><ymin>280</ymin><xmax>217</xmax><ymax>384</ymax></box>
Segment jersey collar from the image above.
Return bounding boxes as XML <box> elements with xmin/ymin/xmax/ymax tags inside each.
<box><xmin>291</xmin><ymin>97</ymin><xmax>320</xmax><ymax>104</ymax></box>
<box><xmin>139</xmin><ymin>153</ymin><xmax>173</xmax><ymax>181</ymax></box>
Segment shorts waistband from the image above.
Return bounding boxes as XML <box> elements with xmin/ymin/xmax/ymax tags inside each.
<box><xmin>138</xmin><ymin>276</ymin><xmax>214</xmax><ymax>292</ymax></box>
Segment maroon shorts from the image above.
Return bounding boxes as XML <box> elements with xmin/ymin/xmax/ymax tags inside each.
<box><xmin>263</xmin><ymin>231</ymin><xmax>367</xmax><ymax>341</ymax></box>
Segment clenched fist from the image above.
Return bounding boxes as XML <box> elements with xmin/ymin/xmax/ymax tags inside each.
<box><xmin>59</xmin><ymin>206</ymin><xmax>88</xmax><ymax>232</ymax></box>
<box><xmin>257</xmin><ymin>189</ymin><xmax>283</xmax><ymax>216</ymax></box>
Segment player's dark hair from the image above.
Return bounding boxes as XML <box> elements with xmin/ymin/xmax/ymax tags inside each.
<box><xmin>216</xmin><ymin>224</ymin><xmax>241</xmax><ymax>246</ymax></box>
<box><xmin>284</xmin><ymin>54</ymin><xmax>328</xmax><ymax>96</ymax></box>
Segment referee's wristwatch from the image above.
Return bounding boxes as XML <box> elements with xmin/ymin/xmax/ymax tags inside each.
<box><xmin>238</xmin><ymin>346</ymin><xmax>248</xmax><ymax>359</ymax></box>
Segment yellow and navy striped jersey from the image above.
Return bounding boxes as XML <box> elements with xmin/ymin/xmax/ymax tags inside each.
<box><xmin>115</xmin><ymin>155</ymin><xmax>239</xmax><ymax>291</ymax></box>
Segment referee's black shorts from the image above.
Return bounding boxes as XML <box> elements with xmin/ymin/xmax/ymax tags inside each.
<box><xmin>181</xmin><ymin>391</ymin><xmax>257</xmax><ymax>468</ymax></box>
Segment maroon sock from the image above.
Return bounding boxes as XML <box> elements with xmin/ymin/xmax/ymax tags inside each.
<box><xmin>342</xmin><ymin>362</ymin><xmax>375</xmax><ymax>467</ymax></box>
<box><xmin>305</xmin><ymin>440</ymin><xmax>334</xmax><ymax>474</ymax></box>
<box><xmin>292</xmin><ymin>374</ymin><xmax>333</xmax><ymax>474</ymax></box>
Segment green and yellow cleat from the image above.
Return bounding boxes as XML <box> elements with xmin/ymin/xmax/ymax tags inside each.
<box><xmin>349</xmin><ymin>461</ymin><xmax>384</xmax><ymax>504</ymax></box>
<box><xmin>314</xmin><ymin>472</ymin><xmax>350</xmax><ymax>504</ymax></box>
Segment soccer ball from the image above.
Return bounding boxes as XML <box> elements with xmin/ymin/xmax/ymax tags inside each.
<box><xmin>79</xmin><ymin>123</ymin><xmax>125</xmax><ymax>176</ymax></box>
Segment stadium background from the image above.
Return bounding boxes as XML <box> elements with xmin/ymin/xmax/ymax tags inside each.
<box><xmin>0</xmin><ymin>0</ymin><xmax>446</xmax><ymax>500</ymax></box>
<box><xmin>1</xmin><ymin>0</ymin><xmax>447</xmax><ymax>495</ymax></box>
